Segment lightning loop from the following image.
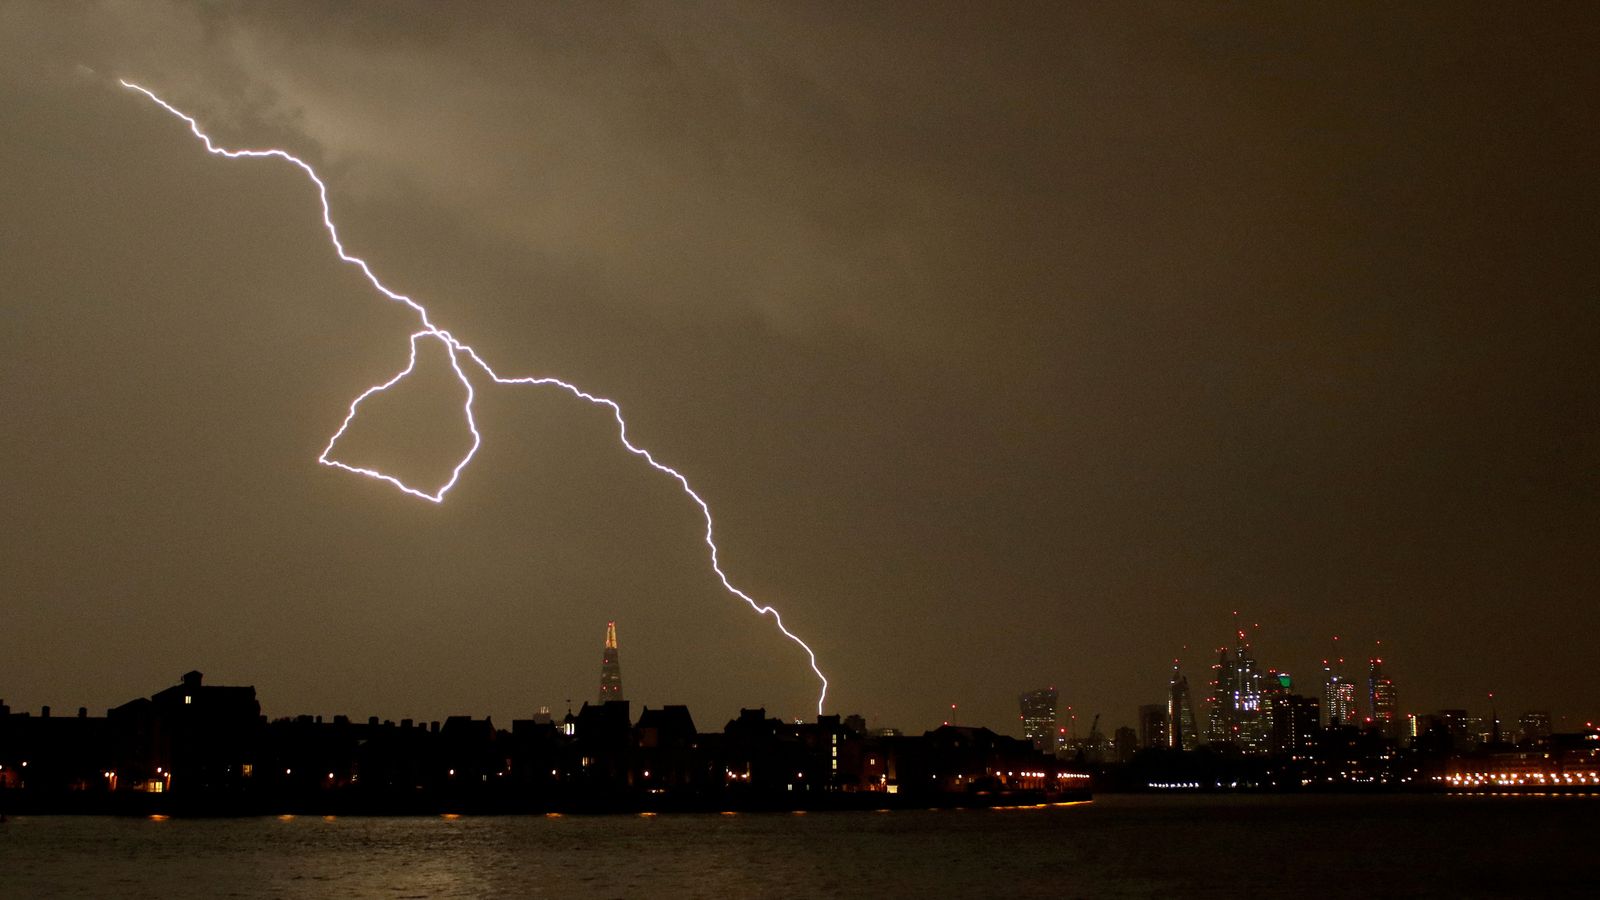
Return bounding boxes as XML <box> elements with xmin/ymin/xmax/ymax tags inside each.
<box><xmin>118</xmin><ymin>79</ymin><xmax>828</xmax><ymax>713</ymax></box>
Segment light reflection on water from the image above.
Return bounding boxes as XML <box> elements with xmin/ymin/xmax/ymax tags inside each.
<box><xmin>1</xmin><ymin>795</ymin><xmax>1596</xmax><ymax>898</ymax></box>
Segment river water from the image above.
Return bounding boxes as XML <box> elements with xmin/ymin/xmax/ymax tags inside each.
<box><xmin>2</xmin><ymin>794</ymin><xmax>1596</xmax><ymax>898</ymax></box>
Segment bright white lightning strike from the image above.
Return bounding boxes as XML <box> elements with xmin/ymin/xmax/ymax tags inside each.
<box><xmin>118</xmin><ymin>79</ymin><xmax>828</xmax><ymax>713</ymax></box>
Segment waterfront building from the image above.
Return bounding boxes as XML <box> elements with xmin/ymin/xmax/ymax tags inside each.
<box><xmin>109</xmin><ymin>670</ymin><xmax>260</xmax><ymax>795</ymax></box>
<box><xmin>0</xmin><ymin>671</ymin><xmax>1088</xmax><ymax>813</ymax></box>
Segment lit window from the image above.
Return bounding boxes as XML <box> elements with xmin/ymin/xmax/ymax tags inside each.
<box><xmin>184</xmin><ymin>695</ymin><xmax>192</xmax><ymax>705</ymax></box>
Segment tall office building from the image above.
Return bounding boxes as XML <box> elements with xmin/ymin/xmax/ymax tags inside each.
<box><xmin>1367</xmin><ymin>656</ymin><xmax>1399</xmax><ymax>739</ymax></box>
<box><xmin>1323</xmin><ymin>657</ymin><xmax>1359</xmax><ymax>727</ymax></box>
<box><xmin>599</xmin><ymin>621</ymin><xmax>624</xmax><ymax>703</ymax></box>
<box><xmin>1259</xmin><ymin>669</ymin><xmax>1292</xmax><ymax>746</ymax></box>
<box><xmin>1233</xmin><ymin>637</ymin><xmax>1267</xmax><ymax>751</ymax></box>
<box><xmin>1260</xmin><ymin>670</ymin><xmax>1292</xmax><ymax>711</ymax></box>
<box><xmin>1208</xmin><ymin>627</ymin><xmax>1268</xmax><ymax>751</ymax></box>
<box><xmin>1271</xmin><ymin>694</ymin><xmax>1320</xmax><ymax>756</ymax></box>
<box><xmin>1207</xmin><ymin>646</ymin><xmax>1234</xmax><ymax>745</ymax></box>
<box><xmin>1138</xmin><ymin>703</ymin><xmax>1169</xmax><ymax>750</ymax></box>
<box><xmin>1168</xmin><ymin>661</ymin><xmax>1199</xmax><ymax>751</ymax></box>
<box><xmin>1019</xmin><ymin>688</ymin><xmax>1059</xmax><ymax>754</ymax></box>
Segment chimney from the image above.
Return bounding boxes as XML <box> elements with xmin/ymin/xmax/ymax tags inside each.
<box><xmin>78</xmin><ymin>707</ymin><xmax>88</xmax><ymax>719</ymax></box>
<box><xmin>41</xmin><ymin>705</ymin><xmax>51</xmax><ymax>718</ymax></box>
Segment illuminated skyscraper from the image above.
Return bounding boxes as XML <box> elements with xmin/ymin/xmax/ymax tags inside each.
<box><xmin>599</xmin><ymin>621</ymin><xmax>623</xmax><ymax>703</ymax></box>
<box><xmin>1168</xmin><ymin>661</ymin><xmax>1199</xmax><ymax>751</ymax></box>
<box><xmin>1019</xmin><ymin>688</ymin><xmax>1059</xmax><ymax>754</ymax></box>
<box><xmin>1323</xmin><ymin>656</ymin><xmax>1359</xmax><ymax>727</ymax></box>
<box><xmin>1233</xmin><ymin>635</ymin><xmax>1267</xmax><ymax>751</ymax></box>
<box><xmin>1367</xmin><ymin>656</ymin><xmax>1398</xmax><ymax>739</ymax></box>
<box><xmin>1207</xmin><ymin>625</ymin><xmax>1269</xmax><ymax>751</ymax></box>
<box><xmin>1207</xmin><ymin>646</ymin><xmax>1234</xmax><ymax>745</ymax></box>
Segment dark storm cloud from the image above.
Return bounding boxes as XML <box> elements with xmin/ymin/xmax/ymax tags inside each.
<box><xmin>2</xmin><ymin>2</ymin><xmax>1597</xmax><ymax>732</ymax></box>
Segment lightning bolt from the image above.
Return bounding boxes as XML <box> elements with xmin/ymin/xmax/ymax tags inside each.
<box><xmin>117</xmin><ymin>79</ymin><xmax>828</xmax><ymax>714</ymax></box>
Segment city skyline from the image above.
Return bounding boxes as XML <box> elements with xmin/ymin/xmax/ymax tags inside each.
<box><xmin>3</xmin><ymin>615</ymin><xmax>1587</xmax><ymax>743</ymax></box>
<box><xmin>5</xmin><ymin>663</ymin><xmax>1590</xmax><ymax>812</ymax></box>
<box><xmin>3</xmin><ymin>5</ymin><xmax>1598</xmax><ymax>734</ymax></box>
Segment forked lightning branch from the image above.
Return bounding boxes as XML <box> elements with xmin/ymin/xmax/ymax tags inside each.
<box><xmin>117</xmin><ymin>80</ymin><xmax>828</xmax><ymax>713</ymax></box>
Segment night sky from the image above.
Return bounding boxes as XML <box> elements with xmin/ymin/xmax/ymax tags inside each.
<box><xmin>2</xmin><ymin>3</ymin><xmax>1597</xmax><ymax>735</ymax></box>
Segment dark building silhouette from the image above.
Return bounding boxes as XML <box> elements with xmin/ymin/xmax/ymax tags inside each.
<box><xmin>1436</xmin><ymin>709</ymin><xmax>1476</xmax><ymax>752</ymax></box>
<box><xmin>440</xmin><ymin>715</ymin><xmax>502</xmax><ymax>786</ymax></box>
<box><xmin>507</xmin><ymin>715</ymin><xmax>562</xmax><ymax>792</ymax></box>
<box><xmin>599</xmin><ymin>621</ymin><xmax>623</xmax><ymax>703</ymax></box>
<box><xmin>0</xmin><ymin>701</ymin><xmax>109</xmax><ymax>795</ymax></box>
<box><xmin>1112</xmin><ymin>726</ymin><xmax>1138</xmax><ymax>763</ymax></box>
<box><xmin>6</xmin><ymin>669</ymin><xmax>1098</xmax><ymax>812</ymax></box>
<box><xmin>635</xmin><ymin>705</ymin><xmax>700</xmax><ymax>791</ymax></box>
<box><xmin>1138</xmin><ymin>704</ymin><xmax>1168</xmax><ymax>750</ymax></box>
<box><xmin>1518</xmin><ymin>711</ymin><xmax>1552</xmax><ymax>747</ymax></box>
<box><xmin>722</xmin><ymin>707</ymin><xmax>805</xmax><ymax>794</ymax></box>
<box><xmin>109</xmin><ymin>670</ymin><xmax>260</xmax><ymax>796</ymax></box>
<box><xmin>34</xmin><ymin>663</ymin><xmax>1600</xmax><ymax>807</ymax></box>
<box><xmin>574</xmin><ymin>699</ymin><xmax>632</xmax><ymax>789</ymax></box>
<box><xmin>1018</xmin><ymin>688</ymin><xmax>1058</xmax><ymax>754</ymax></box>
<box><xmin>1272</xmin><ymin>694</ymin><xmax>1321</xmax><ymax>757</ymax></box>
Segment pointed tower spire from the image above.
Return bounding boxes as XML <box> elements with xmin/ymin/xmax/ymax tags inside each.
<box><xmin>599</xmin><ymin>621</ymin><xmax>623</xmax><ymax>703</ymax></box>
